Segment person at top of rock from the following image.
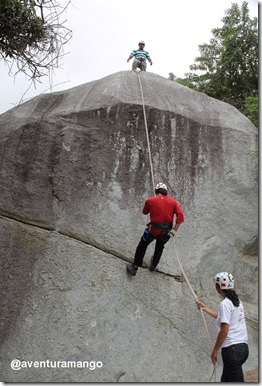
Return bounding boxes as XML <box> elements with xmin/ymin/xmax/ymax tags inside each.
<box><xmin>126</xmin><ymin>182</ymin><xmax>184</xmax><ymax>276</ymax></box>
<box><xmin>196</xmin><ymin>272</ymin><xmax>249</xmax><ymax>383</ymax></box>
<box><xmin>127</xmin><ymin>41</ymin><xmax>153</xmax><ymax>71</ymax></box>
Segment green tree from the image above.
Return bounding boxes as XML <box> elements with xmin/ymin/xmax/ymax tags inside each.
<box><xmin>0</xmin><ymin>0</ymin><xmax>72</xmax><ymax>81</ymax></box>
<box><xmin>170</xmin><ymin>2</ymin><xmax>258</xmax><ymax>123</ymax></box>
<box><xmin>168</xmin><ymin>72</ymin><xmax>195</xmax><ymax>88</ymax></box>
<box><xmin>245</xmin><ymin>96</ymin><xmax>258</xmax><ymax>127</ymax></box>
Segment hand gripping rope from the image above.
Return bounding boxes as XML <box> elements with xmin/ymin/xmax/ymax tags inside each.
<box><xmin>136</xmin><ymin>71</ymin><xmax>216</xmax><ymax>382</ymax></box>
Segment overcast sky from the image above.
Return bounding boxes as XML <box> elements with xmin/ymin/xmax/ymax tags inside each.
<box><xmin>0</xmin><ymin>0</ymin><xmax>258</xmax><ymax>114</ymax></box>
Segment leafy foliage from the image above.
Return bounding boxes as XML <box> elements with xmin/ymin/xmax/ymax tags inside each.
<box><xmin>0</xmin><ymin>0</ymin><xmax>72</xmax><ymax>81</ymax></box>
<box><xmin>245</xmin><ymin>96</ymin><xmax>258</xmax><ymax>127</ymax></box>
<box><xmin>169</xmin><ymin>2</ymin><xmax>258</xmax><ymax>125</ymax></box>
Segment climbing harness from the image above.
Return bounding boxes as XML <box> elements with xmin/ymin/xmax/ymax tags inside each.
<box><xmin>147</xmin><ymin>222</ymin><xmax>172</xmax><ymax>231</ymax></box>
<box><xmin>136</xmin><ymin>70</ymin><xmax>216</xmax><ymax>382</ymax></box>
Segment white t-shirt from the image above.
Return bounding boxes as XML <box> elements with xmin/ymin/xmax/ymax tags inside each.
<box><xmin>216</xmin><ymin>297</ymin><xmax>248</xmax><ymax>348</ymax></box>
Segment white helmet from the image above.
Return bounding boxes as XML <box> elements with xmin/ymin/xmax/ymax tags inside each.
<box><xmin>214</xmin><ymin>272</ymin><xmax>234</xmax><ymax>289</ymax></box>
<box><xmin>138</xmin><ymin>40</ymin><xmax>145</xmax><ymax>45</ymax></box>
<box><xmin>155</xmin><ymin>182</ymin><xmax>167</xmax><ymax>191</ymax></box>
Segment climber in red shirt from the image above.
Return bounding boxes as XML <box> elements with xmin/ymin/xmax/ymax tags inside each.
<box><xmin>126</xmin><ymin>182</ymin><xmax>184</xmax><ymax>276</ymax></box>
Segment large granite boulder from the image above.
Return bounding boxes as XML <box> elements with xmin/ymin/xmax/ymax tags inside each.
<box><xmin>0</xmin><ymin>71</ymin><xmax>258</xmax><ymax>382</ymax></box>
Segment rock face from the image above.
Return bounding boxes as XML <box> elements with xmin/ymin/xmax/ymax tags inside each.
<box><xmin>0</xmin><ymin>71</ymin><xmax>258</xmax><ymax>382</ymax></box>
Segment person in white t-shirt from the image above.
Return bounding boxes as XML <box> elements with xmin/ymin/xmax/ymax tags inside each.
<box><xmin>196</xmin><ymin>272</ymin><xmax>249</xmax><ymax>382</ymax></box>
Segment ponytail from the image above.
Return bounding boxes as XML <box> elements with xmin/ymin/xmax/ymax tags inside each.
<box><xmin>224</xmin><ymin>289</ymin><xmax>240</xmax><ymax>307</ymax></box>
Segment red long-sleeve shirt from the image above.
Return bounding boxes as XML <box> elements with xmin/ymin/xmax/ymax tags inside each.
<box><xmin>143</xmin><ymin>195</ymin><xmax>184</xmax><ymax>236</ymax></box>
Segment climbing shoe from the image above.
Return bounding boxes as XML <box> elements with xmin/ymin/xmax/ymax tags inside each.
<box><xmin>150</xmin><ymin>257</ymin><xmax>157</xmax><ymax>272</ymax></box>
<box><xmin>126</xmin><ymin>264</ymin><xmax>138</xmax><ymax>276</ymax></box>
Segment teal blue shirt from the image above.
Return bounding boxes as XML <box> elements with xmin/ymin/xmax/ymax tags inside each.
<box><xmin>130</xmin><ymin>49</ymin><xmax>151</xmax><ymax>61</ymax></box>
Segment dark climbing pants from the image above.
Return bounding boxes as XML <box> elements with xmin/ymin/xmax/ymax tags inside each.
<box><xmin>133</xmin><ymin>231</ymin><xmax>170</xmax><ymax>267</ymax></box>
<box><xmin>221</xmin><ymin>343</ymin><xmax>249</xmax><ymax>382</ymax></box>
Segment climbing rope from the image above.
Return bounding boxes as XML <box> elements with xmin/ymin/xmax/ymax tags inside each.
<box><xmin>136</xmin><ymin>72</ymin><xmax>155</xmax><ymax>193</ymax></box>
<box><xmin>136</xmin><ymin>70</ymin><xmax>216</xmax><ymax>382</ymax></box>
<box><xmin>173</xmin><ymin>245</ymin><xmax>216</xmax><ymax>382</ymax></box>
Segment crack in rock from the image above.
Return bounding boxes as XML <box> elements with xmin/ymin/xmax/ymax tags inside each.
<box><xmin>0</xmin><ymin>211</ymin><xmax>183</xmax><ymax>282</ymax></box>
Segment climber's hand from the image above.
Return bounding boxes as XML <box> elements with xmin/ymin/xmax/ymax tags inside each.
<box><xmin>211</xmin><ymin>349</ymin><xmax>218</xmax><ymax>365</ymax></box>
<box><xmin>168</xmin><ymin>230</ymin><xmax>176</xmax><ymax>238</ymax></box>
<box><xmin>196</xmin><ymin>301</ymin><xmax>206</xmax><ymax>310</ymax></box>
